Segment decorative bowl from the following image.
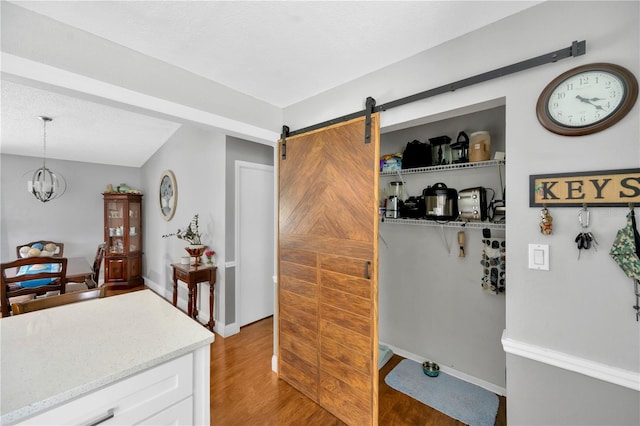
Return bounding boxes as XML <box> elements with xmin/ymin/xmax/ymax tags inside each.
<box><xmin>422</xmin><ymin>361</ymin><xmax>440</xmax><ymax>377</ymax></box>
<box><xmin>185</xmin><ymin>245</ymin><xmax>206</xmax><ymax>266</ymax></box>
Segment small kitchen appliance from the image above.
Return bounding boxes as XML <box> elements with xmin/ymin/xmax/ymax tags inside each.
<box><xmin>458</xmin><ymin>187</ymin><xmax>488</xmax><ymax>221</ymax></box>
<box><xmin>385</xmin><ymin>195</ymin><xmax>401</xmax><ymax>219</ymax></box>
<box><xmin>400</xmin><ymin>195</ymin><xmax>426</xmax><ymax>218</ymax></box>
<box><xmin>450</xmin><ymin>131</ymin><xmax>469</xmax><ymax>163</ymax></box>
<box><xmin>429</xmin><ymin>135</ymin><xmax>452</xmax><ymax>166</ymax></box>
<box><xmin>423</xmin><ymin>183</ymin><xmax>459</xmax><ymax>221</ymax></box>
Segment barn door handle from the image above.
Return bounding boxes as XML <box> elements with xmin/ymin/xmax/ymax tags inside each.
<box><xmin>365</xmin><ymin>261</ymin><xmax>372</xmax><ymax>279</ymax></box>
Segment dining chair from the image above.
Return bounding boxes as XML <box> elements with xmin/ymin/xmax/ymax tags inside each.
<box><xmin>10</xmin><ymin>287</ymin><xmax>107</xmax><ymax>315</ymax></box>
<box><xmin>16</xmin><ymin>241</ymin><xmax>64</xmax><ymax>258</ymax></box>
<box><xmin>85</xmin><ymin>243</ymin><xmax>107</xmax><ymax>289</ymax></box>
<box><xmin>1</xmin><ymin>257</ymin><xmax>67</xmax><ymax>317</ymax></box>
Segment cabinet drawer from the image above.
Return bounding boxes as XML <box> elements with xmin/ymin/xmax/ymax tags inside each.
<box><xmin>19</xmin><ymin>353</ymin><xmax>193</xmax><ymax>425</ymax></box>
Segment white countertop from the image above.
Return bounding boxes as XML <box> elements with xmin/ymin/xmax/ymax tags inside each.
<box><xmin>0</xmin><ymin>290</ymin><xmax>214</xmax><ymax>424</ymax></box>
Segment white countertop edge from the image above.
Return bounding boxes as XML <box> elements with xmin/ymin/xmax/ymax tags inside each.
<box><xmin>1</xmin><ymin>337</ymin><xmax>213</xmax><ymax>425</ymax></box>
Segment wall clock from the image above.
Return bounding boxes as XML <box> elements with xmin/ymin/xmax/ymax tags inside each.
<box><xmin>159</xmin><ymin>170</ymin><xmax>177</xmax><ymax>221</ymax></box>
<box><xmin>536</xmin><ymin>63</ymin><xmax>638</xmax><ymax>136</ymax></box>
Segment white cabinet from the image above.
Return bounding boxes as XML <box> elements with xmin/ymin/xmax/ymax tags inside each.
<box><xmin>1</xmin><ymin>291</ymin><xmax>213</xmax><ymax>426</ymax></box>
<box><xmin>19</xmin><ymin>354</ymin><xmax>196</xmax><ymax>426</ymax></box>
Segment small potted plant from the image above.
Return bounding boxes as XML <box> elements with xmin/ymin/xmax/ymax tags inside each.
<box><xmin>163</xmin><ymin>214</ymin><xmax>206</xmax><ymax>265</ymax></box>
<box><xmin>205</xmin><ymin>250</ymin><xmax>216</xmax><ymax>265</ymax></box>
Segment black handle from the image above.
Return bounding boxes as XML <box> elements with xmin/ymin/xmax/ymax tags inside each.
<box><xmin>365</xmin><ymin>261</ymin><xmax>371</xmax><ymax>279</ymax></box>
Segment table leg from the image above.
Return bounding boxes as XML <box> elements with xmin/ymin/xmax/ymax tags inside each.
<box><xmin>187</xmin><ymin>284</ymin><xmax>194</xmax><ymax>318</ymax></box>
<box><xmin>193</xmin><ymin>284</ymin><xmax>199</xmax><ymax>319</ymax></box>
<box><xmin>206</xmin><ymin>280</ymin><xmax>215</xmax><ymax>331</ymax></box>
<box><xmin>172</xmin><ymin>276</ymin><xmax>178</xmax><ymax>307</ymax></box>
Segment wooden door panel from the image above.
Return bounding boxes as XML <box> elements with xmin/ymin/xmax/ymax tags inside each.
<box><xmin>279</xmin><ymin>115</ymin><xmax>379</xmax><ymax>425</ymax></box>
<box><xmin>279</xmin><ymin>350</ymin><xmax>318</xmax><ymax>399</ymax></box>
<box><xmin>280</xmin><ymin>332</ymin><xmax>318</xmax><ymax>370</ymax></box>
<box><xmin>321</xmin><ymin>286</ymin><xmax>371</xmax><ymax>318</ymax></box>
<box><xmin>320</xmin><ymin>253</ymin><xmax>372</xmax><ymax>279</ymax></box>
<box><xmin>280</xmin><ymin>275</ymin><xmax>317</xmax><ymax>299</ymax></box>
<box><xmin>280</xmin><ymin>294</ymin><xmax>317</xmax><ymax>329</ymax></box>
<box><xmin>280</xmin><ymin>247</ymin><xmax>316</xmax><ymax>267</ymax></box>
<box><xmin>281</xmin><ymin>289</ymin><xmax>317</xmax><ymax>316</ymax></box>
<box><xmin>280</xmin><ymin>317</ymin><xmax>317</xmax><ymax>348</ymax></box>
<box><xmin>321</xmin><ymin>270</ymin><xmax>372</xmax><ymax>298</ymax></box>
<box><xmin>280</xmin><ymin>261</ymin><xmax>317</xmax><ymax>284</ymax></box>
<box><xmin>319</xmin><ymin>319</ymin><xmax>370</xmax><ymax>355</ymax></box>
<box><xmin>321</xmin><ymin>303</ymin><xmax>371</xmax><ymax>337</ymax></box>
<box><xmin>320</xmin><ymin>373</ymin><xmax>370</xmax><ymax>425</ymax></box>
<box><xmin>321</xmin><ymin>335</ymin><xmax>372</xmax><ymax>374</ymax></box>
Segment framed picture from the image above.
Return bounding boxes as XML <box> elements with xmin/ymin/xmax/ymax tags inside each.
<box><xmin>159</xmin><ymin>170</ymin><xmax>177</xmax><ymax>221</ymax></box>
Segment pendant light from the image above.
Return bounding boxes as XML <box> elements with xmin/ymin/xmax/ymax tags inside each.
<box><xmin>28</xmin><ymin>116</ymin><xmax>67</xmax><ymax>202</ymax></box>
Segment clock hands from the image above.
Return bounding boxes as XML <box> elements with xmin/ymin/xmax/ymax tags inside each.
<box><xmin>575</xmin><ymin>95</ymin><xmax>606</xmax><ymax>111</ymax></box>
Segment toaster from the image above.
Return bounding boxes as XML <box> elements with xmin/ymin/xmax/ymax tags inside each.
<box><xmin>458</xmin><ymin>187</ymin><xmax>488</xmax><ymax>221</ymax></box>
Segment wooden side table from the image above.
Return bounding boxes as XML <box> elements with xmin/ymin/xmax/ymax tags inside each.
<box><xmin>171</xmin><ymin>263</ymin><xmax>216</xmax><ymax>331</ymax></box>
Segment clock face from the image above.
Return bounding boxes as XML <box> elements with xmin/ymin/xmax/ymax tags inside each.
<box><xmin>546</xmin><ymin>70</ymin><xmax>625</xmax><ymax>127</ymax></box>
<box><xmin>537</xmin><ymin>63</ymin><xmax>638</xmax><ymax>136</ymax></box>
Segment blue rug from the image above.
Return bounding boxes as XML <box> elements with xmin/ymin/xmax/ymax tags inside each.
<box><xmin>385</xmin><ymin>359</ymin><xmax>498</xmax><ymax>426</ymax></box>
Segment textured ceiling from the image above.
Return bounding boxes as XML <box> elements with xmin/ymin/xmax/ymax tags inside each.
<box><xmin>1</xmin><ymin>1</ymin><xmax>541</xmax><ymax>166</ymax></box>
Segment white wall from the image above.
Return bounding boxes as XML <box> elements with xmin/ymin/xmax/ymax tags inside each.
<box><xmin>284</xmin><ymin>1</ymin><xmax>640</xmax><ymax>424</ymax></box>
<box><xmin>1</xmin><ymin>1</ymin><xmax>281</xmax><ymax>133</ymax></box>
<box><xmin>0</xmin><ymin>154</ymin><xmax>140</xmax><ymax>264</ymax></box>
<box><xmin>140</xmin><ymin>124</ymin><xmax>226</xmax><ymax>328</ymax></box>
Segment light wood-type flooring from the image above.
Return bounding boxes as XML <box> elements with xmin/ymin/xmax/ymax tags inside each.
<box><xmin>111</xmin><ymin>286</ymin><xmax>507</xmax><ymax>425</ymax></box>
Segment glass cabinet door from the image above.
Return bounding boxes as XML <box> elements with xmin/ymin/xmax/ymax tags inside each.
<box><xmin>128</xmin><ymin>201</ymin><xmax>141</xmax><ymax>253</ymax></box>
<box><xmin>106</xmin><ymin>199</ymin><xmax>126</xmax><ymax>254</ymax></box>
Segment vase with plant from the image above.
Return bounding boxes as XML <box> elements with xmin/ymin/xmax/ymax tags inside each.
<box><xmin>205</xmin><ymin>250</ymin><xmax>216</xmax><ymax>265</ymax></box>
<box><xmin>163</xmin><ymin>214</ymin><xmax>206</xmax><ymax>265</ymax></box>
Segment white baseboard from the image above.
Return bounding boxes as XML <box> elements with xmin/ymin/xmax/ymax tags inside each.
<box><xmin>501</xmin><ymin>331</ymin><xmax>640</xmax><ymax>392</ymax></box>
<box><xmin>144</xmin><ymin>275</ymin><xmax>224</xmax><ymax>335</ymax></box>
<box><xmin>216</xmin><ymin>321</ymin><xmax>240</xmax><ymax>338</ymax></box>
<box><xmin>380</xmin><ymin>341</ymin><xmax>507</xmax><ymax>396</ymax></box>
<box><xmin>272</xmin><ymin>354</ymin><xmax>278</xmax><ymax>373</ymax></box>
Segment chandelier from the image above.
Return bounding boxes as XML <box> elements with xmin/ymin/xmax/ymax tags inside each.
<box><xmin>28</xmin><ymin>116</ymin><xmax>67</xmax><ymax>202</ymax></box>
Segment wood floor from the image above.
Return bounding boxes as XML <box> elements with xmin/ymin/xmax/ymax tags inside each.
<box><xmin>110</xmin><ymin>286</ymin><xmax>507</xmax><ymax>425</ymax></box>
<box><xmin>210</xmin><ymin>316</ymin><xmax>507</xmax><ymax>426</ymax></box>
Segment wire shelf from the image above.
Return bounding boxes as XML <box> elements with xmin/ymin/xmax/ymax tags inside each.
<box><xmin>380</xmin><ymin>159</ymin><xmax>504</xmax><ymax>176</ymax></box>
<box><xmin>381</xmin><ymin>218</ymin><xmax>505</xmax><ymax>230</ymax></box>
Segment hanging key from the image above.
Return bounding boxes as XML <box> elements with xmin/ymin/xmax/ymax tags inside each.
<box><xmin>586</xmin><ymin>231</ymin><xmax>598</xmax><ymax>251</ymax></box>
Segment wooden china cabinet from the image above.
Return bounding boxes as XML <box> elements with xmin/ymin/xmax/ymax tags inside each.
<box><xmin>103</xmin><ymin>193</ymin><xmax>144</xmax><ymax>288</ymax></box>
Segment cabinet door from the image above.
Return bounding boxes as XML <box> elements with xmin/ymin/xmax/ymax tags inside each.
<box><xmin>106</xmin><ymin>258</ymin><xmax>126</xmax><ymax>281</ymax></box>
<box><xmin>278</xmin><ymin>115</ymin><xmax>380</xmax><ymax>425</ymax></box>
<box><xmin>105</xmin><ymin>198</ymin><xmax>126</xmax><ymax>255</ymax></box>
<box><xmin>128</xmin><ymin>199</ymin><xmax>142</xmax><ymax>253</ymax></box>
<box><xmin>128</xmin><ymin>255</ymin><xmax>141</xmax><ymax>280</ymax></box>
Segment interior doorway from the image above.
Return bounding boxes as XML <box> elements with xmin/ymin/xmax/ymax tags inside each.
<box><xmin>235</xmin><ymin>161</ymin><xmax>275</xmax><ymax>327</ymax></box>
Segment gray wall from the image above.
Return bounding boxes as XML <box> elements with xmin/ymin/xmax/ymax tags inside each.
<box><xmin>284</xmin><ymin>2</ymin><xmax>640</xmax><ymax>424</ymax></box>
<box><xmin>223</xmin><ymin>136</ymin><xmax>274</xmax><ymax>325</ymax></box>
<box><xmin>140</xmin><ymin>124</ymin><xmax>226</xmax><ymax>328</ymax></box>
<box><xmin>0</xmin><ymin>154</ymin><xmax>140</xmax><ymax>264</ymax></box>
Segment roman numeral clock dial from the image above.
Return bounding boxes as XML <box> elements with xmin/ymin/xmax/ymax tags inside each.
<box><xmin>537</xmin><ymin>63</ymin><xmax>638</xmax><ymax>136</ymax></box>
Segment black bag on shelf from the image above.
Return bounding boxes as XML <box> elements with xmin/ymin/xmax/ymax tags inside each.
<box><xmin>402</xmin><ymin>140</ymin><xmax>432</xmax><ymax>169</ymax></box>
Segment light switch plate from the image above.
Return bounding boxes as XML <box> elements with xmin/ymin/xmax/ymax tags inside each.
<box><xmin>528</xmin><ymin>244</ymin><xmax>549</xmax><ymax>270</ymax></box>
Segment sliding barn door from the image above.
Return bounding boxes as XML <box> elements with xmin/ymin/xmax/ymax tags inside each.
<box><xmin>278</xmin><ymin>115</ymin><xmax>380</xmax><ymax>425</ymax></box>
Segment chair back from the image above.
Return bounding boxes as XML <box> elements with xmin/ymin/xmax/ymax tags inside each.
<box><xmin>11</xmin><ymin>287</ymin><xmax>107</xmax><ymax>315</ymax></box>
<box><xmin>1</xmin><ymin>257</ymin><xmax>67</xmax><ymax>317</ymax></box>
<box><xmin>85</xmin><ymin>243</ymin><xmax>106</xmax><ymax>289</ymax></box>
<box><xmin>16</xmin><ymin>241</ymin><xmax>64</xmax><ymax>258</ymax></box>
